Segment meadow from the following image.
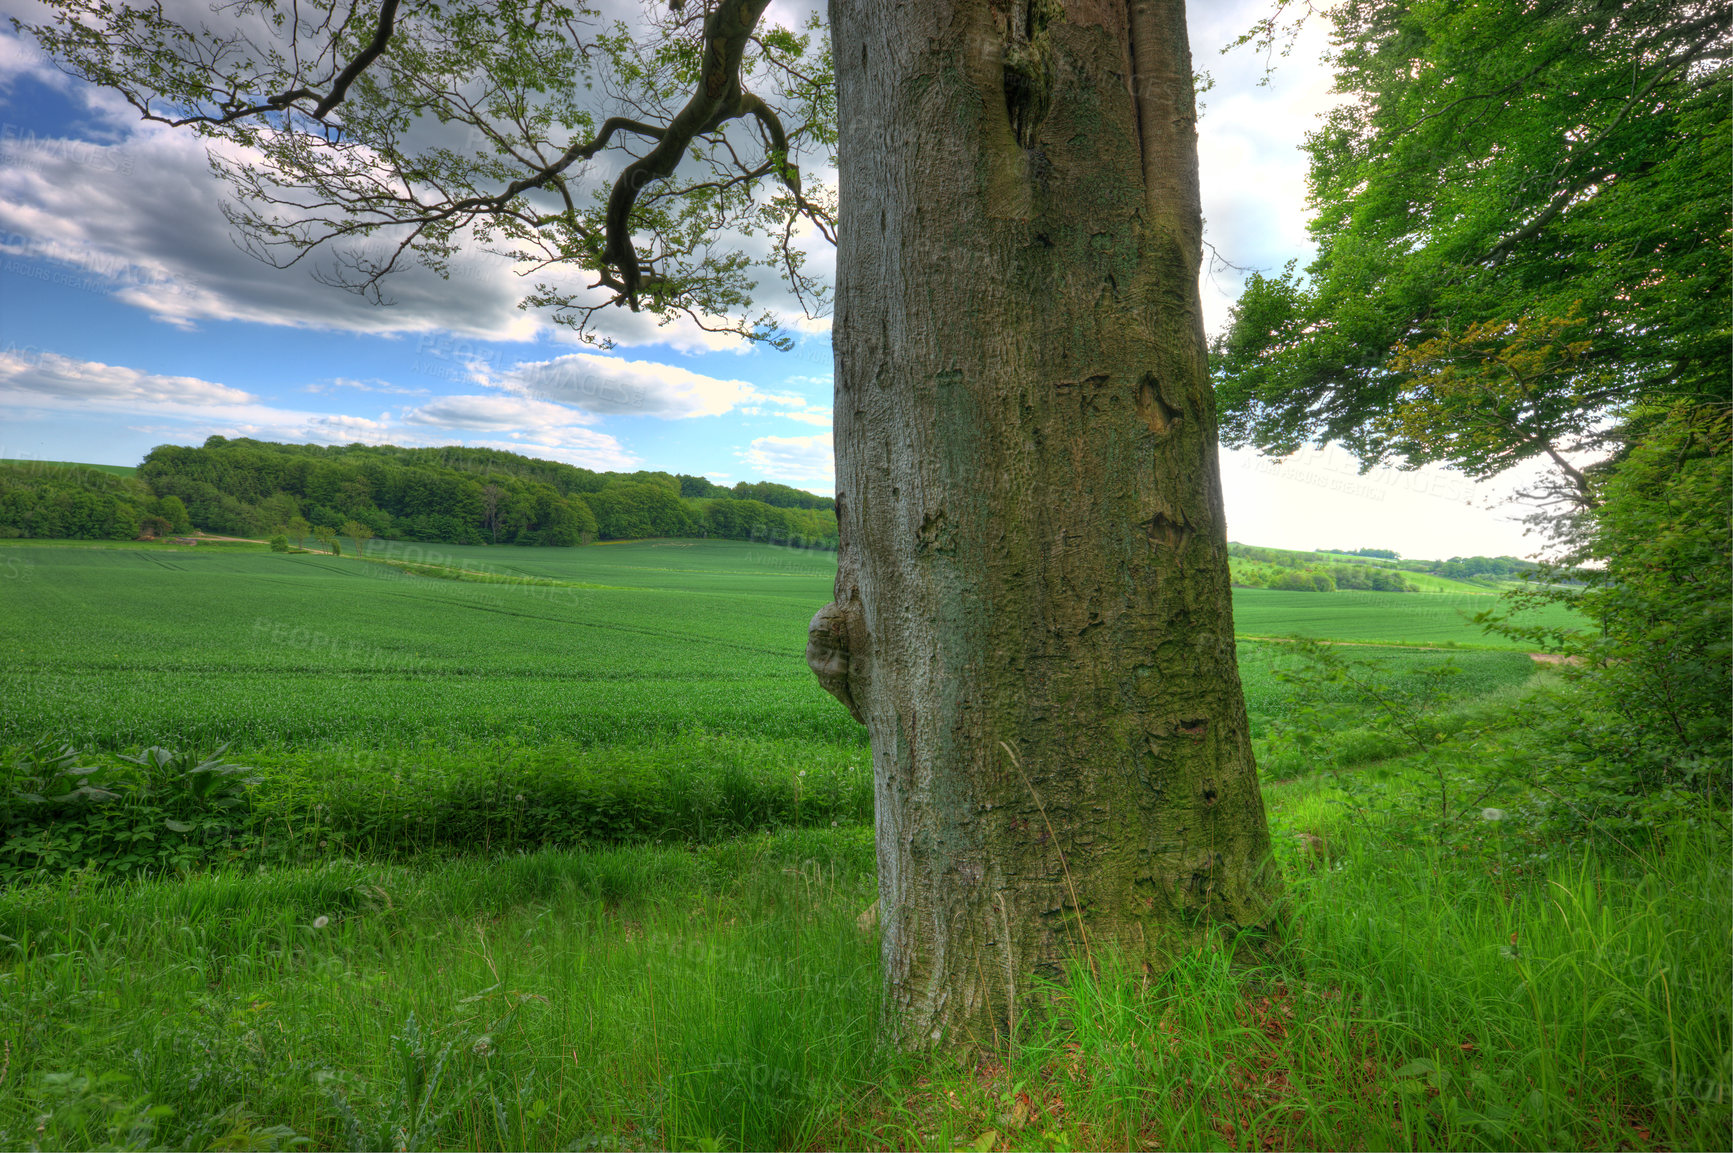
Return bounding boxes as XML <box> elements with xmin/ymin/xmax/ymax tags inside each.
<box><xmin>0</xmin><ymin>540</ymin><xmax>1552</xmax><ymax>752</ymax></box>
<box><xmin>1</xmin><ymin>539</ymin><xmax>1725</xmax><ymax>1151</ymax></box>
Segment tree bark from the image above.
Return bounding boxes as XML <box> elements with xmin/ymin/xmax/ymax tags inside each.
<box><xmin>814</xmin><ymin>0</ymin><xmax>1281</xmax><ymax>1048</ymax></box>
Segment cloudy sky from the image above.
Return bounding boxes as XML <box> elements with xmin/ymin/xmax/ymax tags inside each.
<box><xmin>0</xmin><ymin>0</ymin><xmax>1545</xmax><ymax>560</ymax></box>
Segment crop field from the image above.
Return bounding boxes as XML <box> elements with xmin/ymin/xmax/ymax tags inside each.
<box><xmin>1231</xmin><ymin>586</ymin><xmax>1576</xmax><ymax>646</ymax></box>
<box><xmin>0</xmin><ymin>458</ymin><xmax>137</xmax><ymax>476</ymax></box>
<box><xmin>4</xmin><ymin>541</ymin><xmax>1722</xmax><ymax>1153</ymax></box>
<box><xmin>0</xmin><ymin>541</ymin><xmax>850</xmax><ymax>751</ymax></box>
<box><xmin>0</xmin><ymin>540</ymin><xmax>1550</xmax><ymax>752</ymax></box>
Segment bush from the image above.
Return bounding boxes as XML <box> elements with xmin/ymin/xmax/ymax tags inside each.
<box><xmin>1</xmin><ymin>741</ymin><xmax>258</xmax><ymax>876</ymax></box>
<box><xmin>0</xmin><ymin>738</ymin><xmax>873</xmax><ymax>880</ymax></box>
<box><xmin>268</xmin><ymin>534</ymin><xmax>290</xmax><ymax>552</ymax></box>
<box><xmin>1481</xmin><ymin>403</ymin><xmax>1731</xmax><ymax>794</ymax></box>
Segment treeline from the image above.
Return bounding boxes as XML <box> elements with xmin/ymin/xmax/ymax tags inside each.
<box><xmin>1230</xmin><ymin>542</ymin><xmax>1399</xmax><ymax>569</ymax></box>
<box><xmin>0</xmin><ymin>462</ymin><xmax>192</xmax><ymax>541</ymax></box>
<box><xmin>1233</xmin><ymin>561</ymin><xmax>1417</xmax><ymax>593</ymax></box>
<box><xmin>1317</xmin><ymin>547</ymin><xmax>1398</xmax><ymax>560</ymax></box>
<box><xmin>1406</xmin><ymin>555</ymin><xmax>1533</xmax><ymax>581</ymax></box>
<box><xmin>0</xmin><ymin>439</ymin><xmax>837</xmax><ymax>549</ymax></box>
<box><xmin>1227</xmin><ymin>541</ymin><xmax>1417</xmax><ymax>593</ymax></box>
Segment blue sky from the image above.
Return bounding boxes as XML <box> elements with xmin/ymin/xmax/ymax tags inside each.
<box><xmin>0</xmin><ymin>1</ymin><xmax>1549</xmax><ymax>559</ymax></box>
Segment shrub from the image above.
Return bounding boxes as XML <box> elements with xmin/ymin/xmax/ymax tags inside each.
<box><xmin>0</xmin><ymin>738</ymin><xmax>873</xmax><ymax>880</ymax></box>
<box><xmin>2</xmin><ymin>741</ymin><xmax>258</xmax><ymax>876</ymax></box>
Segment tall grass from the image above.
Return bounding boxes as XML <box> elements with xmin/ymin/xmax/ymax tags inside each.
<box><xmin>3</xmin><ymin>737</ymin><xmax>873</xmax><ymax>879</ymax></box>
<box><xmin>870</xmin><ymin>820</ymin><xmax>1729</xmax><ymax>1152</ymax></box>
<box><xmin>4</xmin><ymin>815</ymin><xmax>1725</xmax><ymax>1151</ymax></box>
<box><xmin>0</xmin><ymin>829</ymin><xmax>884</xmax><ymax>1152</ymax></box>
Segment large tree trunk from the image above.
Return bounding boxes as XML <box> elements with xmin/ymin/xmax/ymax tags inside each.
<box><xmin>813</xmin><ymin>0</ymin><xmax>1282</xmax><ymax>1047</ymax></box>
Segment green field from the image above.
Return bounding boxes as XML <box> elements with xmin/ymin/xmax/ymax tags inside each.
<box><xmin>0</xmin><ymin>540</ymin><xmax>1556</xmax><ymax>751</ymax></box>
<box><xmin>0</xmin><ymin>457</ymin><xmax>136</xmax><ymax>476</ymax></box>
<box><xmin>3</xmin><ymin>541</ymin><xmax>1723</xmax><ymax>1152</ymax></box>
<box><xmin>1231</xmin><ymin>585</ymin><xmax>1573</xmax><ymax>647</ymax></box>
<box><xmin>1390</xmin><ymin>569</ymin><xmax>1506</xmax><ymax>595</ymax></box>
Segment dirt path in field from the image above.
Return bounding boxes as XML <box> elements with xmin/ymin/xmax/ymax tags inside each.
<box><xmin>1236</xmin><ymin>633</ymin><xmax>1563</xmax><ymax>664</ymax></box>
<box><xmin>1238</xmin><ymin>634</ymin><xmax>1469</xmax><ymax>653</ymax></box>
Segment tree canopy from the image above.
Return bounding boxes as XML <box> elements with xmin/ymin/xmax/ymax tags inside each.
<box><xmin>18</xmin><ymin>0</ymin><xmax>836</xmax><ymax>347</ymax></box>
<box><xmin>1213</xmin><ymin>0</ymin><xmax>1730</xmax><ymax>499</ymax></box>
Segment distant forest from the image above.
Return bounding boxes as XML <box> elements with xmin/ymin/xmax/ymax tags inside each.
<box><xmin>1226</xmin><ymin>542</ymin><xmax>1536</xmax><ymax>593</ymax></box>
<box><xmin>0</xmin><ymin>439</ymin><xmax>837</xmax><ymax>548</ymax></box>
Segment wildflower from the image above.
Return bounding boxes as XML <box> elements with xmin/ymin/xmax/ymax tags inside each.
<box><xmin>1480</xmin><ymin>808</ymin><xmax>1506</xmax><ymax>821</ymax></box>
<box><xmin>515</xmin><ymin>794</ymin><xmax>525</xmax><ymax>802</ymax></box>
<box><xmin>312</xmin><ymin>915</ymin><xmax>330</xmax><ymax>929</ymax></box>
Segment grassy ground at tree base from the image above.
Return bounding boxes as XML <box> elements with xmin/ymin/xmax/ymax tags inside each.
<box><xmin>3</xmin><ymin>791</ymin><xmax>1725</xmax><ymax>1152</ymax></box>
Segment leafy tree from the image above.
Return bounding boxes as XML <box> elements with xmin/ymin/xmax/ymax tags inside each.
<box><xmin>341</xmin><ymin>519</ymin><xmax>375</xmax><ymax>558</ymax></box>
<box><xmin>20</xmin><ymin>0</ymin><xmax>835</xmax><ymax>348</ymax></box>
<box><xmin>1218</xmin><ymin>0</ymin><xmax>1729</xmax><ymax>794</ymax></box>
<box><xmin>153</xmin><ymin>495</ymin><xmax>192</xmax><ymax>533</ymax></box>
<box><xmin>585</xmin><ymin>481</ymin><xmax>695</xmax><ymax>540</ymax></box>
<box><xmin>286</xmin><ymin>515</ymin><xmax>311</xmax><ymax>549</ymax></box>
<box><xmin>21</xmin><ymin>0</ymin><xmax>1281</xmax><ymax>1044</ymax></box>
<box><xmin>1213</xmin><ymin>0</ymin><xmax>1729</xmax><ymax>496</ymax></box>
<box><xmin>677</xmin><ymin>473</ymin><xmax>732</xmax><ymax>500</ymax></box>
<box><xmin>728</xmin><ymin>479</ymin><xmax>834</xmax><ymax>510</ymax></box>
<box><xmin>0</xmin><ymin>464</ymin><xmax>156</xmax><ymax>541</ymax></box>
<box><xmin>481</xmin><ymin>484</ymin><xmax>504</xmax><ymax>545</ymax></box>
<box><xmin>256</xmin><ymin>491</ymin><xmax>300</xmax><ymax>534</ymax></box>
<box><xmin>532</xmin><ymin>493</ymin><xmax>594</xmax><ymax>547</ymax></box>
<box><xmin>1481</xmin><ymin>404</ymin><xmax>1731</xmax><ymax>777</ymax></box>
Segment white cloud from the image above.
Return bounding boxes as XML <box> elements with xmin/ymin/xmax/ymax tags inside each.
<box><xmin>487</xmin><ymin>352</ymin><xmax>758</xmax><ymax>418</ymax></box>
<box><xmin>1188</xmin><ymin>2</ymin><xmax>1346</xmax><ymax>336</ymax></box>
<box><xmin>404</xmin><ymin>393</ymin><xmax>600</xmax><ymax>431</ymax></box>
<box><xmin>775</xmin><ymin>409</ymin><xmax>832</xmax><ymax>426</ymax></box>
<box><xmin>0</xmin><ymin>350</ymin><xmax>255</xmax><ymax>406</ymax></box>
<box><xmin>1219</xmin><ymin>445</ymin><xmax>1548</xmax><ymax>559</ymax></box>
<box><xmin>481</xmin><ymin>351</ymin><xmax>831</xmax><ymax>426</ymax></box>
<box><xmin>0</xmin><ymin>348</ymin><xmax>636</xmax><ymax>468</ymax></box>
<box><xmin>740</xmin><ymin>432</ymin><xmax>833</xmax><ymax>489</ymax></box>
<box><xmin>467</xmin><ymin>434</ymin><xmax>638</xmax><ymax>472</ymax></box>
<box><xmin>305</xmin><ymin>377</ymin><xmax>427</xmax><ymax>396</ymax></box>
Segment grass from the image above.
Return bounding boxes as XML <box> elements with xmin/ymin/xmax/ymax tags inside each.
<box><xmin>0</xmin><ymin>828</ymin><xmax>884</xmax><ymax>1152</ymax></box>
<box><xmin>0</xmin><ymin>541</ymin><xmax>856</xmax><ymax>750</ymax></box>
<box><xmin>0</xmin><ymin>458</ymin><xmax>137</xmax><ymax>476</ymax></box>
<box><xmin>4</xmin><ymin>538</ymin><xmax>1719</xmax><ymax>1152</ymax></box>
<box><xmin>2</xmin><ymin>812</ymin><xmax>1725</xmax><ymax>1151</ymax></box>
<box><xmin>0</xmin><ymin>543</ymin><xmax>1549</xmax><ymax>752</ymax></box>
<box><xmin>1231</xmin><ymin>587</ymin><xmax>1577</xmax><ymax>648</ymax></box>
